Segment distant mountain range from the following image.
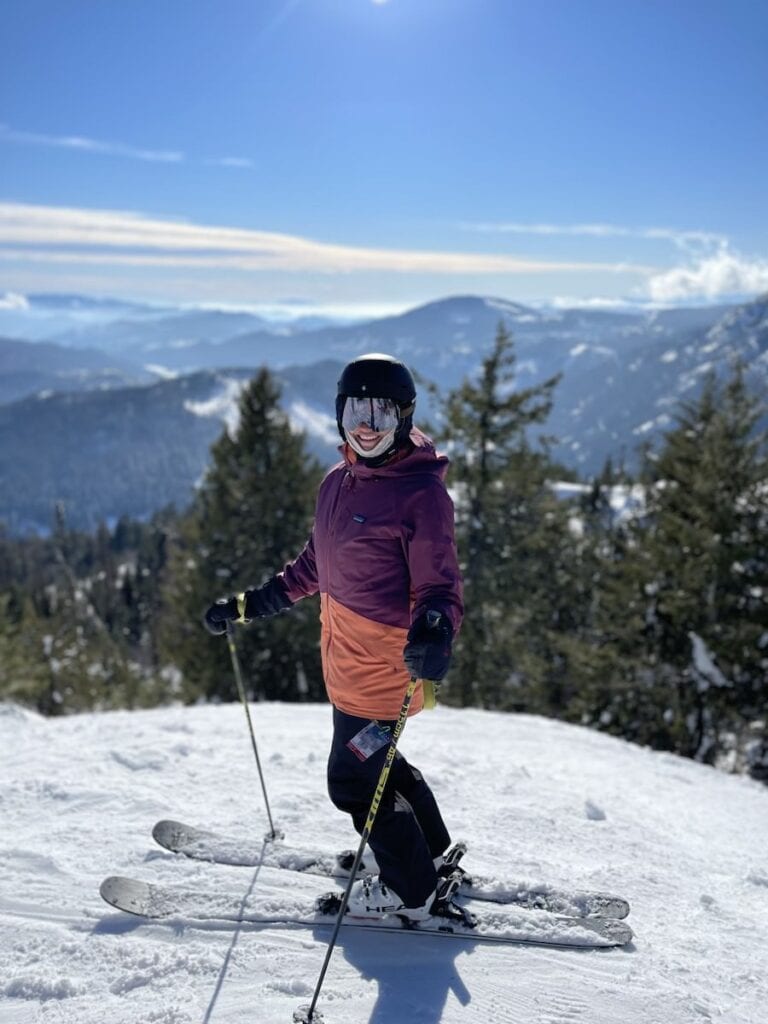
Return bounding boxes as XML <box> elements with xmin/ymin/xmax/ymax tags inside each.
<box><xmin>1</xmin><ymin>291</ymin><xmax>766</xmax><ymax>533</ymax></box>
<box><xmin>0</xmin><ymin>335</ymin><xmax>155</xmax><ymax>404</ymax></box>
<box><xmin>0</xmin><ymin>292</ymin><xmax>346</xmax><ymax>350</ymax></box>
<box><xmin>0</xmin><ymin>362</ymin><xmax>343</xmax><ymax>533</ymax></box>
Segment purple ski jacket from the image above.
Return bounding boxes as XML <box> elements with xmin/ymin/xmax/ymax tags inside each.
<box><xmin>277</xmin><ymin>428</ymin><xmax>463</xmax><ymax>719</ymax></box>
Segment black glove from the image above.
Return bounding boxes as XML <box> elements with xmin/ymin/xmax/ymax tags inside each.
<box><xmin>203</xmin><ymin>577</ymin><xmax>292</xmax><ymax>636</ymax></box>
<box><xmin>403</xmin><ymin>610</ymin><xmax>453</xmax><ymax>681</ymax></box>
<box><xmin>203</xmin><ymin>596</ymin><xmax>240</xmax><ymax>636</ymax></box>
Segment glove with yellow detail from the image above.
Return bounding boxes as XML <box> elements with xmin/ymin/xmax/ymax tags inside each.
<box><xmin>203</xmin><ymin>577</ymin><xmax>292</xmax><ymax>636</ymax></box>
<box><xmin>403</xmin><ymin>610</ymin><xmax>453</xmax><ymax>682</ymax></box>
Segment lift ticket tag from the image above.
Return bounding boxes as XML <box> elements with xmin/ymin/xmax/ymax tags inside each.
<box><xmin>347</xmin><ymin>722</ymin><xmax>391</xmax><ymax>762</ymax></box>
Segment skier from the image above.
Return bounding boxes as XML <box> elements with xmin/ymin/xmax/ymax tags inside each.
<box><xmin>204</xmin><ymin>353</ymin><xmax>463</xmax><ymax>921</ymax></box>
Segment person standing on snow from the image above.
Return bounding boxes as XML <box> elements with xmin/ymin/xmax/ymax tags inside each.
<box><xmin>204</xmin><ymin>353</ymin><xmax>463</xmax><ymax>921</ymax></box>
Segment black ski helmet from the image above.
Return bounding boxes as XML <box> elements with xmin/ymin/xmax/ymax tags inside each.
<box><xmin>336</xmin><ymin>353</ymin><xmax>417</xmax><ymax>461</ymax></box>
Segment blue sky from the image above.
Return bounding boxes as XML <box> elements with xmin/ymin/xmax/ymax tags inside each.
<box><xmin>1</xmin><ymin>0</ymin><xmax>767</xmax><ymax>315</ymax></box>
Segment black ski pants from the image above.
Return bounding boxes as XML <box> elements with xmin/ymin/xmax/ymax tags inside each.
<box><xmin>327</xmin><ymin>706</ymin><xmax>450</xmax><ymax>908</ymax></box>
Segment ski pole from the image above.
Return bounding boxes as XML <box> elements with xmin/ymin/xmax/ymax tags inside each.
<box><xmin>294</xmin><ymin>676</ymin><xmax>420</xmax><ymax>1024</ymax></box>
<box><xmin>225</xmin><ymin>622</ymin><xmax>282</xmax><ymax>841</ymax></box>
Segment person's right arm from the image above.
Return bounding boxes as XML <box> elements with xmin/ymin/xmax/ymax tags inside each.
<box><xmin>203</xmin><ymin>529</ymin><xmax>319</xmax><ymax>635</ymax></box>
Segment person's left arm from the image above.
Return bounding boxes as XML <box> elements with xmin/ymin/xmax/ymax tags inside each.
<box><xmin>402</xmin><ymin>479</ymin><xmax>463</xmax><ymax>681</ymax></box>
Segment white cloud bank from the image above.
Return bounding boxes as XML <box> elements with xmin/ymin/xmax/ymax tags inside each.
<box><xmin>0</xmin><ymin>291</ymin><xmax>29</xmax><ymax>310</ymax></box>
<box><xmin>646</xmin><ymin>248</ymin><xmax>768</xmax><ymax>301</ymax></box>
<box><xmin>464</xmin><ymin>221</ymin><xmax>768</xmax><ymax>302</ymax></box>
<box><xmin>0</xmin><ymin>202</ymin><xmax>653</xmax><ymax>277</ymax></box>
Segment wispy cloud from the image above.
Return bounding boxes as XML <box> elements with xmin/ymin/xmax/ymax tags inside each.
<box><xmin>0</xmin><ymin>124</ymin><xmax>253</xmax><ymax>170</ymax></box>
<box><xmin>0</xmin><ymin>202</ymin><xmax>655</xmax><ymax>277</ymax></box>
<box><xmin>0</xmin><ymin>124</ymin><xmax>184</xmax><ymax>164</ymax></box>
<box><xmin>4</xmin><ymin>204</ymin><xmax>763</xmax><ymax>301</ymax></box>
<box><xmin>462</xmin><ymin>221</ymin><xmax>727</xmax><ymax>252</ymax></box>
<box><xmin>548</xmin><ymin>296</ymin><xmax>652</xmax><ymax>312</ymax></box>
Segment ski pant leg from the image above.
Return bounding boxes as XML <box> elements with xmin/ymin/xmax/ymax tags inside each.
<box><xmin>387</xmin><ymin>758</ymin><xmax>451</xmax><ymax>861</ymax></box>
<box><xmin>327</xmin><ymin>707</ymin><xmax>450</xmax><ymax>908</ymax></box>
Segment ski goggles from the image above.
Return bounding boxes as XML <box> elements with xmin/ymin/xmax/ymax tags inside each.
<box><xmin>342</xmin><ymin>396</ymin><xmax>401</xmax><ymax>435</ymax></box>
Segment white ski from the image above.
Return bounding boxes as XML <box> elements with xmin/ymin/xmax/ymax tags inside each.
<box><xmin>100</xmin><ymin>874</ymin><xmax>633</xmax><ymax>948</ymax></box>
<box><xmin>152</xmin><ymin>819</ymin><xmax>631</xmax><ymax>919</ymax></box>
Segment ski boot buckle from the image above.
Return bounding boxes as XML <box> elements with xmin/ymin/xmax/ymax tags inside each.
<box><xmin>431</xmin><ymin>870</ymin><xmax>477</xmax><ymax>928</ymax></box>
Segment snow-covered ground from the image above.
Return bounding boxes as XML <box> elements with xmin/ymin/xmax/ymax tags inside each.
<box><xmin>1</xmin><ymin>700</ymin><xmax>767</xmax><ymax>1024</ymax></box>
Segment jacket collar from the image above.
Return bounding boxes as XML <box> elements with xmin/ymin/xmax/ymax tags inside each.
<box><xmin>338</xmin><ymin>428</ymin><xmax>448</xmax><ymax>480</ymax></box>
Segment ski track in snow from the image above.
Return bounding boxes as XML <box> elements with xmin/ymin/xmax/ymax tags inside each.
<box><xmin>1</xmin><ymin>701</ymin><xmax>767</xmax><ymax>1023</ymax></box>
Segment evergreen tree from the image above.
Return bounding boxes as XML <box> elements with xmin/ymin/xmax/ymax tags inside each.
<box><xmin>648</xmin><ymin>367</ymin><xmax>768</xmax><ymax>764</ymax></box>
<box><xmin>158</xmin><ymin>369</ymin><xmax>325</xmax><ymax>703</ymax></box>
<box><xmin>100</xmin><ymin>512</ymin><xmax>175</xmax><ymax>669</ymax></box>
<box><xmin>561</xmin><ymin>460</ymin><xmax>655</xmax><ymax>738</ymax></box>
<box><xmin>0</xmin><ymin>592</ymin><xmax>49</xmax><ymax>708</ymax></box>
<box><xmin>573</xmin><ymin>367</ymin><xmax>768</xmax><ymax>770</ymax></box>
<box><xmin>435</xmin><ymin>323</ymin><xmax>577</xmax><ymax>710</ymax></box>
<box><xmin>0</xmin><ymin>514</ymin><xmax>176</xmax><ymax>714</ymax></box>
<box><xmin>9</xmin><ymin>582</ymin><xmax>149</xmax><ymax>715</ymax></box>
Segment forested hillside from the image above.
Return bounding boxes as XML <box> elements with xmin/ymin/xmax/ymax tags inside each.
<box><xmin>2</xmin><ymin>332</ymin><xmax>766</xmax><ymax>785</ymax></box>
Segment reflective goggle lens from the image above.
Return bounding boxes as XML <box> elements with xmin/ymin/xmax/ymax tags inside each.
<box><xmin>342</xmin><ymin>396</ymin><xmax>400</xmax><ymax>434</ymax></box>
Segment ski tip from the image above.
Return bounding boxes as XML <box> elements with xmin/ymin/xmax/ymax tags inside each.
<box><xmin>604</xmin><ymin>899</ymin><xmax>631</xmax><ymax>921</ymax></box>
<box><xmin>99</xmin><ymin>875</ymin><xmax>139</xmax><ymax>907</ymax></box>
<box><xmin>152</xmin><ymin>818</ymin><xmax>185</xmax><ymax>836</ymax></box>
<box><xmin>100</xmin><ymin>876</ymin><xmax>112</xmax><ymax>901</ymax></box>
<box><xmin>100</xmin><ymin>874</ymin><xmax>125</xmax><ymax>896</ymax></box>
<box><xmin>608</xmin><ymin>920</ymin><xmax>634</xmax><ymax>946</ymax></box>
<box><xmin>152</xmin><ymin>819</ymin><xmax>195</xmax><ymax>851</ymax></box>
<box><xmin>585</xmin><ymin>917</ymin><xmax>633</xmax><ymax>946</ymax></box>
<box><xmin>99</xmin><ymin>875</ymin><xmax>166</xmax><ymax>919</ymax></box>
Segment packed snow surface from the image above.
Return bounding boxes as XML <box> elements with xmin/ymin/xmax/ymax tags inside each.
<box><xmin>1</xmin><ymin>700</ymin><xmax>767</xmax><ymax>1023</ymax></box>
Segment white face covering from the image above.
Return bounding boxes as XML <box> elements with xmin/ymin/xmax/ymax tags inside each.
<box><xmin>345</xmin><ymin>427</ymin><xmax>396</xmax><ymax>459</ymax></box>
<box><xmin>342</xmin><ymin>396</ymin><xmax>399</xmax><ymax>458</ymax></box>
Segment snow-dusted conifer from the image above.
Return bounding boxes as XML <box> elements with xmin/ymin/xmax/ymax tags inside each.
<box><xmin>435</xmin><ymin>323</ymin><xmax>575</xmax><ymax>709</ymax></box>
<box><xmin>574</xmin><ymin>366</ymin><xmax>768</xmax><ymax>774</ymax></box>
<box><xmin>158</xmin><ymin>368</ymin><xmax>324</xmax><ymax>703</ymax></box>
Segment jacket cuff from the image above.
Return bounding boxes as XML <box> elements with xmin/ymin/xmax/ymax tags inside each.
<box><xmin>244</xmin><ymin>576</ymin><xmax>294</xmax><ymax>619</ymax></box>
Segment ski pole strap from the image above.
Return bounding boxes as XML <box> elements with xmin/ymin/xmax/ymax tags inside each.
<box><xmin>422</xmin><ymin>679</ymin><xmax>437</xmax><ymax>711</ymax></box>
